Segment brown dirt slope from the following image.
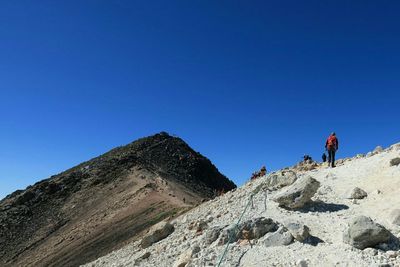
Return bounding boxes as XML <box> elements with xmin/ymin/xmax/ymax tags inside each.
<box><xmin>0</xmin><ymin>132</ymin><xmax>236</xmax><ymax>267</ymax></box>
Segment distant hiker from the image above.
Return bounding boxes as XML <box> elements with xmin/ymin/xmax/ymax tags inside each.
<box><xmin>322</xmin><ymin>152</ymin><xmax>327</xmax><ymax>162</ymax></box>
<box><xmin>250</xmin><ymin>166</ymin><xmax>267</xmax><ymax>180</ymax></box>
<box><xmin>260</xmin><ymin>166</ymin><xmax>267</xmax><ymax>176</ymax></box>
<box><xmin>325</xmin><ymin>132</ymin><xmax>339</xmax><ymax>167</ymax></box>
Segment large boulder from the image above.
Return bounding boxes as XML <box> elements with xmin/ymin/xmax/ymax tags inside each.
<box><xmin>343</xmin><ymin>216</ymin><xmax>391</xmax><ymax>249</ymax></box>
<box><xmin>264</xmin><ymin>171</ymin><xmax>298</xmax><ymax>190</ymax></box>
<box><xmin>239</xmin><ymin>217</ymin><xmax>278</xmax><ymax>239</ymax></box>
<box><xmin>263</xmin><ymin>227</ymin><xmax>294</xmax><ymax>247</ymax></box>
<box><xmin>140</xmin><ymin>221</ymin><xmax>175</xmax><ymax>248</ymax></box>
<box><xmin>346</xmin><ymin>187</ymin><xmax>368</xmax><ymax>200</ymax></box>
<box><xmin>273</xmin><ymin>176</ymin><xmax>320</xmax><ymax>209</ymax></box>
<box><xmin>390</xmin><ymin>158</ymin><xmax>400</xmax><ymax>167</ymax></box>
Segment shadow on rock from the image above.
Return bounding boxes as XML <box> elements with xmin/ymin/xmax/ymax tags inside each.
<box><xmin>303</xmin><ymin>235</ymin><xmax>324</xmax><ymax>246</ymax></box>
<box><xmin>298</xmin><ymin>201</ymin><xmax>349</xmax><ymax>213</ymax></box>
<box><xmin>376</xmin><ymin>233</ymin><xmax>400</xmax><ymax>251</ymax></box>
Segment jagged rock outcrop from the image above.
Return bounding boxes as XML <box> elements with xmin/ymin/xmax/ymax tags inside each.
<box><xmin>264</xmin><ymin>170</ymin><xmax>298</xmax><ymax>190</ymax></box>
<box><xmin>293</xmin><ymin>160</ymin><xmax>319</xmax><ymax>172</ymax></box>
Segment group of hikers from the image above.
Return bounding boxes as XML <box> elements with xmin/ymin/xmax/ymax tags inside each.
<box><xmin>304</xmin><ymin>132</ymin><xmax>339</xmax><ymax>167</ymax></box>
<box><xmin>302</xmin><ymin>132</ymin><xmax>340</xmax><ymax>168</ymax></box>
<box><xmin>252</xmin><ymin>132</ymin><xmax>340</xmax><ymax>180</ymax></box>
<box><xmin>250</xmin><ymin>166</ymin><xmax>267</xmax><ymax>180</ymax></box>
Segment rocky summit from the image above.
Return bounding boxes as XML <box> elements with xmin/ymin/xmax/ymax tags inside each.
<box><xmin>0</xmin><ymin>132</ymin><xmax>235</xmax><ymax>267</ymax></box>
<box><xmin>86</xmin><ymin>142</ymin><xmax>400</xmax><ymax>267</ymax></box>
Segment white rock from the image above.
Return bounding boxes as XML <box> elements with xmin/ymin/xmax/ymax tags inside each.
<box><xmin>386</xmin><ymin>251</ymin><xmax>398</xmax><ymax>258</ymax></box>
<box><xmin>363</xmin><ymin>248</ymin><xmax>378</xmax><ymax>256</ymax></box>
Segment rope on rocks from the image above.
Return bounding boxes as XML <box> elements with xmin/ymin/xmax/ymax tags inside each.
<box><xmin>216</xmin><ymin>193</ymin><xmax>255</xmax><ymax>267</ymax></box>
<box><xmin>264</xmin><ymin>190</ymin><xmax>268</xmax><ymax>211</ymax></box>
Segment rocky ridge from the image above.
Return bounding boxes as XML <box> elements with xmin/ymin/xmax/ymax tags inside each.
<box><xmin>86</xmin><ymin>142</ymin><xmax>400</xmax><ymax>267</ymax></box>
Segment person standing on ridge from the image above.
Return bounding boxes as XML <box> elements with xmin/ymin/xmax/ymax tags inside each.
<box><xmin>325</xmin><ymin>132</ymin><xmax>339</xmax><ymax>167</ymax></box>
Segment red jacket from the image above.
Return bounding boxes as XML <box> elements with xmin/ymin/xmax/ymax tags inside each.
<box><xmin>326</xmin><ymin>135</ymin><xmax>339</xmax><ymax>150</ymax></box>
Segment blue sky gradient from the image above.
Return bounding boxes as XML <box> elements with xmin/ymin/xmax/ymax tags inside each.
<box><xmin>1</xmin><ymin>1</ymin><xmax>400</xmax><ymax>199</ymax></box>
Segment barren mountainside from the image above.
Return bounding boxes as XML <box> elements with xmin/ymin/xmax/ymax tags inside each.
<box><xmin>0</xmin><ymin>132</ymin><xmax>236</xmax><ymax>267</ymax></box>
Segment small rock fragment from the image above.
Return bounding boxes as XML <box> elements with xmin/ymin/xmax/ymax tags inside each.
<box><xmin>296</xmin><ymin>259</ymin><xmax>308</xmax><ymax>267</ymax></box>
<box><xmin>346</xmin><ymin>187</ymin><xmax>368</xmax><ymax>200</ymax></box>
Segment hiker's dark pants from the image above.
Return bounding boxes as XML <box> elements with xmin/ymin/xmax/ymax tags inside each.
<box><xmin>328</xmin><ymin>149</ymin><xmax>336</xmax><ymax>167</ymax></box>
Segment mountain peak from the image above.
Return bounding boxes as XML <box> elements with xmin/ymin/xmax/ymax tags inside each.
<box><xmin>0</xmin><ymin>133</ymin><xmax>235</xmax><ymax>267</ymax></box>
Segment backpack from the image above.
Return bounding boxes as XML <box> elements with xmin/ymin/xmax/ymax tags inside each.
<box><xmin>327</xmin><ymin>136</ymin><xmax>337</xmax><ymax>148</ymax></box>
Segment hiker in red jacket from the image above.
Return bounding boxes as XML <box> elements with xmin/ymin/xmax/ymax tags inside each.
<box><xmin>325</xmin><ymin>132</ymin><xmax>339</xmax><ymax>167</ymax></box>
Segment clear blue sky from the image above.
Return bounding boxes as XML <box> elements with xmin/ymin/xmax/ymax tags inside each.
<box><xmin>1</xmin><ymin>1</ymin><xmax>399</xmax><ymax>199</ymax></box>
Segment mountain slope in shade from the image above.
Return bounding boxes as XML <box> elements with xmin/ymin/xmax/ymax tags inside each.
<box><xmin>0</xmin><ymin>132</ymin><xmax>236</xmax><ymax>267</ymax></box>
